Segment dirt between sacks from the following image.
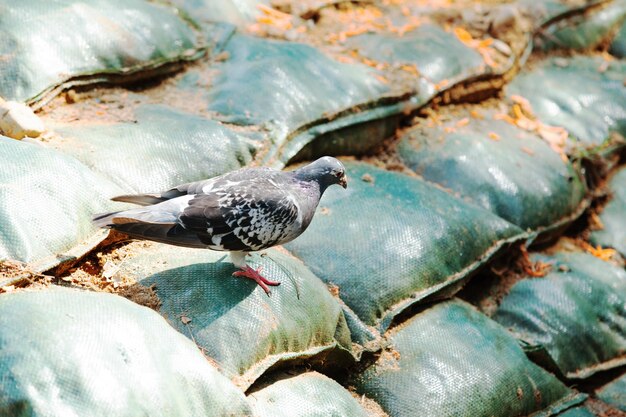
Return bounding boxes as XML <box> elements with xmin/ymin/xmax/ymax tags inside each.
<box><xmin>1</xmin><ymin>1</ymin><xmax>624</xmax><ymax>414</ymax></box>
<box><xmin>1</xmin><ymin>238</ymin><xmax>161</xmax><ymax>311</ymax></box>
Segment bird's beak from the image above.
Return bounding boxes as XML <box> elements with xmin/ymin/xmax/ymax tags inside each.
<box><xmin>339</xmin><ymin>174</ymin><xmax>348</xmax><ymax>189</ymax></box>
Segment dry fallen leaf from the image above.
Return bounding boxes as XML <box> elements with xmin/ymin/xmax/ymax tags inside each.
<box><xmin>519</xmin><ymin>245</ymin><xmax>552</xmax><ymax>277</ymax></box>
<box><xmin>361</xmin><ymin>173</ymin><xmax>374</xmax><ymax>183</ymax></box>
<box><xmin>327</xmin><ymin>283</ymin><xmax>340</xmax><ymax>297</ymax></box>
<box><xmin>249</xmin><ymin>3</ymin><xmax>298</xmax><ymax>35</ymax></box>
<box><xmin>579</xmin><ymin>241</ymin><xmax>617</xmax><ymax>261</ymax></box>
<box><xmin>496</xmin><ymin>96</ymin><xmax>568</xmax><ymax>160</ymax></box>
<box><xmin>589</xmin><ymin>211</ymin><xmax>604</xmax><ymax>230</ymax></box>
<box><xmin>400</xmin><ymin>64</ymin><xmax>420</xmax><ymax>76</ymax></box>
<box><xmin>470</xmin><ymin>109</ymin><xmax>484</xmax><ymax>120</ymax></box>
<box><xmin>510</xmin><ymin>95</ymin><xmax>533</xmax><ymax>114</ymax></box>
<box><xmin>456</xmin><ymin>117</ymin><xmax>470</xmax><ymax>127</ymax></box>
<box><xmin>374</xmin><ymin>74</ymin><xmax>389</xmax><ymax>84</ymax></box>
<box><xmin>453</xmin><ymin>27</ymin><xmax>499</xmax><ymax>68</ymax></box>
<box><xmin>434</xmin><ymin>79</ymin><xmax>450</xmax><ymax>90</ymax></box>
<box><xmin>494</xmin><ymin>112</ymin><xmax>516</xmax><ymax>125</ymax></box>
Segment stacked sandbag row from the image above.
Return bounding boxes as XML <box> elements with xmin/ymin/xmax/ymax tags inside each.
<box><xmin>1</xmin><ymin>0</ymin><xmax>625</xmax><ymax>416</ymax></box>
<box><xmin>1</xmin><ymin>0</ymin><xmax>620</xmax><ymax>271</ymax></box>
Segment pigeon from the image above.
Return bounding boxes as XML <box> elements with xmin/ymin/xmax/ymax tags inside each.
<box><xmin>93</xmin><ymin>156</ymin><xmax>347</xmax><ymax>295</ymax></box>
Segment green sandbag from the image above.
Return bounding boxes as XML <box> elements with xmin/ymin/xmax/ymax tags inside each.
<box><xmin>398</xmin><ymin>111</ymin><xmax>587</xmax><ymax>233</ymax></box>
<box><xmin>52</xmin><ymin>105</ymin><xmax>260</xmax><ymax>193</ymax></box>
<box><xmin>171</xmin><ymin>0</ymin><xmax>266</xmax><ymax>26</ymax></box>
<box><xmin>345</xmin><ymin>24</ymin><xmax>485</xmax><ymax>88</ymax></box>
<box><xmin>0</xmin><ymin>136</ymin><xmax>121</xmax><ymax>269</ymax></box>
<box><xmin>0</xmin><ymin>286</ymin><xmax>252</xmax><ymax>417</ymax></box>
<box><xmin>590</xmin><ymin>166</ymin><xmax>626</xmax><ymax>256</ymax></box>
<box><xmin>610</xmin><ymin>20</ymin><xmax>626</xmax><ymax>57</ymax></box>
<box><xmin>494</xmin><ymin>251</ymin><xmax>626</xmax><ymax>379</ymax></box>
<box><xmin>285</xmin><ymin>161</ymin><xmax>524</xmax><ymax>338</ymax></box>
<box><xmin>0</xmin><ymin>0</ymin><xmax>202</xmax><ymax>104</ymax></box>
<box><xmin>537</xmin><ymin>0</ymin><xmax>626</xmax><ymax>51</ymax></box>
<box><xmin>596</xmin><ymin>374</ymin><xmax>626</xmax><ymax>412</ymax></box>
<box><xmin>520</xmin><ymin>0</ymin><xmax>599</xmax><ymax>26</ymax></box>
<box><xmin>353</xmin><ymin>300</ymin><xmax>585</xmax><ymax>417</ymax></box>
<box><xmin>556</xmin><ymin>407</ymin><xmax>596</xmax><ymax>417</ymax></box>
<box><xmin>116</xmin><ymin>244</ymin><xmax>353</xmax><ymax>390</ymax></box>
<box><xmin>506</xmin><ymin>56</ymin><xmax>626</xmax><ymax>153</ymax></box>
<box><xmin>249</xmin><ymin>372</ymin><xmax>368</xmax><ymax>417</ymax></box>
<box><xmin>205</xmin><ymin>34</ymin><xmax>405</xmax><ymax>164</ymax></box>
<box><xmin>172</xmin><ymin>0</ymin><xmax>340</xmax><ymax>25</ymax></box>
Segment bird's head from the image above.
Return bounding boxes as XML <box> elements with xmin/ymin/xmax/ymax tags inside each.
<box><xmin>295</xmin><ymin>156</ymin><xmax>347</xmax><ymax>191</ymax></box>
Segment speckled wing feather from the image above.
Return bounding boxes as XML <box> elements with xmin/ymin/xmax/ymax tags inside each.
<box><xmin>95</xmin><ymin>158</ymin><xmax>344</xmax><ymax>259</ymax></box>
<box><xmin>171</xmin><ymin>167</ymin><xmax>276</xmax><ymax>196</ymax></box>
<box><xmin>97</xmin><ymin>167</ymin><xmax>308</xmax><ymax>251</ymax></box>
<box><xmin>177</xmin><ymin>171</ymin><xmax>302</xmax><ymax>252</ymax></box>
<box><xmin>111</xmin><ymin>167</ymin><xmax>276</xmax><ymax>205</ymax></box>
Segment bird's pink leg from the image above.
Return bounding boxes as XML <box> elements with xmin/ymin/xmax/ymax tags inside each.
<box><xmin>232</xmin><ymin>266</ymin><xmax>280</xmax><ymax>296</ymax></box>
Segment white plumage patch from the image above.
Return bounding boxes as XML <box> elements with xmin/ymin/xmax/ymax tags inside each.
<box><xmin>120</xmin><ymin>194</ymin><xmax>194</xmax><ymax>224</ymax></box>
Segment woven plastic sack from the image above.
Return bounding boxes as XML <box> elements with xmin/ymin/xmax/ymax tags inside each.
<box><xmin>506</xmin><ymin>56</ymin><xmax>626</xmax><ymax>153</ymax></box>
<box><xmin>494</xmin><ymin>251</ymin><xmax>626</xmax><ymax>379</ymax></box>
<box><xmin>0</xmin><ymin>286</ymin><xmax>252</xmax><ymax>417</ymax></box>
<box><xmin>52</xmin><ymin>105</ymin><xmax>260</xmax><ymax>193</ymax></box>
<box><xmin>353</xmin><ymin>300</ymin><xmax>585</xmax><ymax>417</ymax></box>
<box><xmin>0</xmin><ymin>136</ymin><xmax>121</xmax><ymax>269</ymax></box>
<box><xmin>597</xmin><ymin>374</ymin><xmax>626</xmax><ymax>412</ymax></box>
<box><xmin>171</xmin><ymin>0</ymin><xmax>266</xmax><ymax>26</ymax></box>
<box><xmin>172</xmin><ymin>0</ymin><xmax>344</xmax><ymax>26</ymax></box>
<box><xmin>557</xmin><ymin>407</ymin><xmax>596</xmax><ymax>417</ymax></box>
<box><xmin>204</xmin><ymin>34</ymin><xmax>404</xmax><ymax>164</ymax></box>
<box><xmin>249</xmin><ymin>372</ymin><xmax>368</xmax><ymax>417</ymax></box>
<box><xmin>286</xmin><ymin>161</ymin><xmax>524</xmax><ymax>339</ymax></box>
<box><xmin>116</xmin><ymin>244</ymin><xmax>353</xmax><ymax>390</ymax></box>
<box><xmin>537</xmin><ymin>0</ymin><xmax>626</xmax><ymax>51</ymax></box>
<box><xmin>610</xmin><ymin>20</ymin><xmax>626</xmax><ymax>57</ymax></box>
<box><xmin>398</xmin><ymin>111</ymin><xmax>587</xmax><ymax>233</ymax></box>
<box><xmin>344</xmin><ymin>24</ymin><xmax>484</xmax><ymax>88</ymax></box>
<box><xmin>519</xmin><ymin>0</ymin><xmax>601</xmax><ymax>27</ymax></box>
<box><xmin>0</xmin><ymin>0</ymin><xmax>202</xmax><ymax>105</ymax></box>
<box><xmin>590</xmin><ymin>166</ymin><xmax>626</xmax><ymax>256</ymax></box>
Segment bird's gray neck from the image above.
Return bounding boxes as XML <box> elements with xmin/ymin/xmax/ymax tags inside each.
<box><xmin>293</xmin><ymin>170</ymin><xmax>332</xmax><ymax>194</ymax></box>
<box><xmin>292</xmin><ymin>177</ymin><xmax>322</xmax><ymax>228</ymax></box>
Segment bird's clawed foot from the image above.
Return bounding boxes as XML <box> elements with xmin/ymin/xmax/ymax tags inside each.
<box><xmin>232</xmin><ymin>266</ymin><xmax>280</xmax><ymax>296</ymax></box>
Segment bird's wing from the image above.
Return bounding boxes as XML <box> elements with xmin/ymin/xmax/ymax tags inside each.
<box><xmin>110</xmin><ymin>168</ymin><xmax>274</xmax><ymax>206</ymax></box>
<box><xmin>179</xmin><ymin>176</ymin><xmax>302</xmax><ymax>252</ymax></box>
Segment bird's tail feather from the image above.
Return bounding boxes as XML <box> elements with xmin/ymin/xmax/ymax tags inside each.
<box><xmin>111</xmin><ymin>194</ymin><xmax>167</xmax><ymax>206</ymax></box>
<box><xmin>92</xmin><ymin>210</ymin><xmax>160</xmax><ymax>228</ymax></box>
<box><xmin>104</xmin><ymin>221</ymin><xmax>207</xmax><ymax>248</ymax></box>
<box><xmin>92</xmin><ymin>211</ymin><xmax>120</xmax><ymax>228</ymax></box>
<box><xmin>93</xmin><ymin>208</ymin><xmax>207</xmax><ymax>248</ymax></box>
